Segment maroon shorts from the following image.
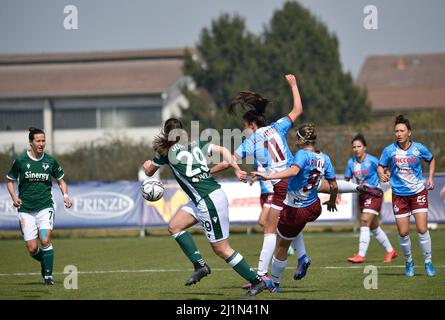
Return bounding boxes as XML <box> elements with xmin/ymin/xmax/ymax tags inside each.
<box><xmin>260</xmin><ymin>193</ymin><xmax>274</xmax><ymax>208</ymax></box>
<box><xmin>359</xmin><ymin>194</ymin><xmax>383</xmax><ymax>215</ymax></box>
<box><xmin>392</xmin><ymin>188</ymin><xmax>428</xmax><ymax>218</ymax></box>
<box><xmin>271</xmin><ymin>179</ymin><xmax>288</xmax><ymax>211</ymax></box>
<box><xmin>277</xmin><ymin>199</ymin><xmax>322</xmax><ymax>239</ymax></box>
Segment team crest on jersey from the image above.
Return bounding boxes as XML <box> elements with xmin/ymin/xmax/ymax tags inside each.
<box><xmin>26</xmin><ymin>163</ymin><xmax>30</xmax><ymax>169</ymax></box>
<box><xmin>42</xmin><ymin>163</ymin><xmax>49</xmax><ymax>171</ymax></box>
<box><xmin>412</xmin><ymin>148</ymin><xmax>420</xmax><ymax>156</ymax></box>
<box><xmin>365</xmin><ymin>161</ymin><xmax>371</xmax><ymax>168</ymax></box>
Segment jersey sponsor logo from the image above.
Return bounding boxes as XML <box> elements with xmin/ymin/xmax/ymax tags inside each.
<box><xmin>42</xmin><ymin>163</ymin><xmax>49</xmax><ymax>171</ymax></box>
<box><xmin>67</xmin><ymin>192</ymin><xmax>134</xmax><ymax>219</ymax></box>
<box><xmin>24</xmin><ymin>171</ymin><xmax>50</xmax><ymax>181</ymax></box>
<box><xmin>393</xmin><ymin>157</ymin><xmax>417</xmax><ymax>164</ymax></box>
<box><xmin>353</xmin><ymin>169</ymin><xmax>370</xmax><ymax>176</ymax></box>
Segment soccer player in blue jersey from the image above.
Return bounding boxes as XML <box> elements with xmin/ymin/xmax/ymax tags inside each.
<box><xmin>143</xmin><ymin>118</ymin><xmax>271</xmax><ymax>296</ymax></box>
<box><xmin>226</xmin><ymin>74</ymin><xmax>311</xmax><ymax>288</ymax></box>
<box><xmin>345</xmin><ymin>134</ymin><xmax>397</xmax><ymax>264</ymax></box>
<box><xmin>377</xmin><ymin>115</ymin><xmax>436</xmax><ymax>277</ymax></box>
<box><xmin>253</xmin><ymin>123</ymin><xmax>338</xmax><ymax>291</ymax></box>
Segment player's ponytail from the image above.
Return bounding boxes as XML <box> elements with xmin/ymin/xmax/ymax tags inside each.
<box><xmin>394</xmin><ymin>114</ymin><xmax>412</xmax><ymax>130</ymax></box>
<box><xmin>153</xmin><ymin>118</ymin><xmax>184</xmax><ymax>157</ymax></box>
<box><xmin>228</xmin><ymin>91</ymin><xmax>268</xmax><ymax>128</ymax></box>
<box><xmin>296</xmin><ymin>123</ymin><xmax>317</xmax><ymax>145</ymax></box>
<box><xmin>28</xmin><ymin>127</ymin><xmax>45</xmax><ymax>141</ymax></box>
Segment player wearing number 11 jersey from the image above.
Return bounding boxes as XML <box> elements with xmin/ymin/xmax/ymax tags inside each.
<box><xmin>227</xmin><ymin>74</ymin><xmax>310</xmax><ymax>290</ymax></box>
<box><xmin>143</xmin><ymin>118</ymin><xmax>271</xmax><ymax>296</ymax></box>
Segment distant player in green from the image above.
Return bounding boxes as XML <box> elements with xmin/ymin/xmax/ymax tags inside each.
<box><xmin>143</xmin><ymin>118</ymin><xmax>272</xmax><ymax>296</ymax></box>
<box><xmin>6</xmin><ymin>127</ymin><xmax>72</xmax><ymax>285</ymax></box>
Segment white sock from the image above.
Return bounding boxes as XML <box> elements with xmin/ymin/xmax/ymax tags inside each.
<box><xmin>257</xmin><ymin>233</ymin><xmax>276</xmax><ymax>276</ymax></box>
<box><xmin>418</xmin><ymin>231</ymin><xmax>432</xmax><ymax>263</ymax></box>
<box><xmin>271</xmin><ymin>256</ymin><xmax>288</xmax><ymax>284</ymax></box>
<box><xmin>372</xmin><ymin>227</ymin><xmax>394</xmax><ymax>252</ymax></box>
<box><xmin>358</xmin><ymin>226</ymin><xmax>370</xmax><ymax>257</ymax></box>
<box><xmin>337</xmin><ymin>180</ymin><xmax>359</xmax><ymax>193</ymax></box>
<box><xmin>398</xmin><ymin>235</ymin><xmax>413</xmax><ymax>262</ymax></box>
<box><xmin>291</xmin><ymin>232</ymin><xmax>306</xmax><ymax>259</ymax></box>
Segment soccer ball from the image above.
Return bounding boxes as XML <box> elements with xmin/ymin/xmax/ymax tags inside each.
<box><xmin>141</xmin><ymin>178</ymin><xmax>164</xmax><ymax>201</ymax></box>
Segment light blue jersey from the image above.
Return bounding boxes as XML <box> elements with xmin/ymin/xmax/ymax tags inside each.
<box><xmin>285</xmin><ymin>149</ymin><xmax>336</xmax><ymax>208</ymax></box>
<box><xmin>235</xmin><ymin>116</ymin><xmax>294</xmax><ymax>185</ymax></box>
<box><xmin>344</xmin><ymin>153</ymin><xmax>380</xmax><ymax>188</ymax></box>
<box><xmin>379</xmin><ymin>141</ymin><xmax>433</xmax><ymax>196</ymax></box>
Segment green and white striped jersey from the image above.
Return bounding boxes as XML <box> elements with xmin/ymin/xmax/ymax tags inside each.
<box><xmin>152</xmin><ymin>141</ymin><xmax>221</xmax><ymax>205</ymax></box>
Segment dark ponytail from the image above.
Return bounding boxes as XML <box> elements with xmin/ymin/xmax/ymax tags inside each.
<box><xmin>28</xmin><ymin>127</ymin><xmax>45</xmax><ymax>141</ymax></box>
<box><xmin>352</xmin><ymin>133</ymin><xmax>367</xmax><ymax>147</ymax></box>
<box><xmin>228</xmin><ymin>91</ymin><xmax>269</xmax><ymax>128</ymax></box>
<box><xmin>153</xmin><ymin>118</ymin><xmax>184</xmax><ymax>157</ymax></box>
<box><xmin>394</xmin><ymin>114</ymin><xmax>412</xmax><ymax>130</ymax></box>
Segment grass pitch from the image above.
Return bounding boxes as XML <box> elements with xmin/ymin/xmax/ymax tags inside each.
<box><xmin>0</xmin><ymin>228</ymin><xmax>444</xmax><ymax>300</ymax></box>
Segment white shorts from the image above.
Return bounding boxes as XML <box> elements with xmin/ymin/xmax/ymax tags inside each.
<box><xmin>181</xmin><ymin>188</ymin><xmax>230</xmax><ymax>243</ymax></box>
<box><xmin>18</xmin><ymin>208</ymin><xmax>55</xmax><ymax>241</ymax></box>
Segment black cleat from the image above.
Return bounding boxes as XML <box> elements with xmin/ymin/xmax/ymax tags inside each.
<box><xmin>185</xmin><ymin>264</ymin><xmax>211</xmax><ymax>286</ymax></box>
<box><xmin>44</xmin><ymin>277</ymin><xmax>54</xmax><ymax>285</ymax></box>
<box><xmin>356</xmin><ymin>184</ymin><xmax>383</xmax><ymax>198</ymax></box>
<box><xmin>245</xmin><ymin>278</ymin><xmax>272</xmax><ymax>296</ymax></box>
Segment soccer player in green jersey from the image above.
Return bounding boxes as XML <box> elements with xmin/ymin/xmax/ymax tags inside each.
<box><xmin>6</xmin><ymin>127</ymin><xmax>72</xmax><ymax>285</ymax></box>
<box><xmin>143</xmin><ymin>118</ymin><xmax>272</xmax><ymax>296</ymax></box>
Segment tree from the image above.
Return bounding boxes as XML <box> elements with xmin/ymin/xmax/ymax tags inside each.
<box><xmin>183</xmin><ymin>1</ymin><xmax>371</xmax><ymax>129</ymax></box>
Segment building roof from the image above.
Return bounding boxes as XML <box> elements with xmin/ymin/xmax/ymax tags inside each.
<box><xmin>357</xmin><ymin>53</ymin><xmax>445</xmax><ymax>113</ymax></box>
<box><xmin>0</xmin><ymin>48</ymin><xmax>194</xmax><ymax>99</ymax></box>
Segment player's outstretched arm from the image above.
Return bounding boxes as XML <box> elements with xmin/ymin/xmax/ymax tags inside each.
<box><xmin>252</xmin><ymin>165</ymin><xmax>300</xmax><ymax>181</ymax></box>
<box><xmin>143</xmin><ymin>160</ymin><xmax>159</xmax><ymax>177</ymax></box>
<box><xmin>285</xmin><ymin>74</ymin><xmax>303</xmax><ymax>123</ymax></box>
<box><xmin>211</xmin><ymin>145</ymin><xmax>247</xmax><ymax>182</ymax></box>
<box><xmin>210</xmin><ymin>161</ymin><xmax>230</xmax><ymax>175</ymax></box>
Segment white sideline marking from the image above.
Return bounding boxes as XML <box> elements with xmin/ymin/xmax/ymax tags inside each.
<box><xmin>1</xmin><ymin>265</ymin><xmax>444</xmax><ymax>277</ymax></box>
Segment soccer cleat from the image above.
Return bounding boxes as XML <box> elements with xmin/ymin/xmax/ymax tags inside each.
<box><xmin>245</xmin><ymin>278</ymin><xmax>273</xmax><ymax>296</ymax></box>
<box><xmin>44</xmin><ymin>277</ymin><xmax>54</xmax><ymax>285</ymax></box>
<box><xmin>287</xmin><ymin>247</ymin><xmax>295</xmax><ymax>256</ymax></box>
<box><xmin>425</xmin><ymin>262</ymin><xmax>436</xmax><ymax>277</ymax></box>
<box><xmin>185</xmin><ymin>264</ymin><xmax>211</xmax><ymax>286</ymax></box>
<box><xmin>294</xmin><ymin>254</ymin><xmax>311</xmax><ymax>280</ymax></box>
<box><xmin>383</xmin><ymin>250</ymin><xmax>398</xmax><ymax>263</ymax></box>
<box><xmin>356</xmin><ymin>184</ymin><xmax>383</xmax><ymax>198</ymax></box>
<box><xmin>242</xmin><ymin>274</ymin><xmax>269</xmax><ymax>290</ymax></box>
<box><xmin>269</xmin><ymin>282</ymin><xmax>281</xmax><ymax>293</ymax></box>
<box><xmin>405</xmin><ymin>260</ymin><xmax>415</xmax><ymax>277</ymax></box>
<box><xmin>347</xmin><ymin>253</ymin><xmax>366</xmax><ymax>263</ymax></box>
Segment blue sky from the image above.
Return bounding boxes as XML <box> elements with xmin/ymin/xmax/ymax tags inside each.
<box><xmin>1</xmin><ymin>0</ymin><xmax>444</xmax><ymax>77</ymax></box>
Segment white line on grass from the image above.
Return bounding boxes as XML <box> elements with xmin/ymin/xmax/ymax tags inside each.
<box><xmin>1</xmin><ymin>265</ymin><xmax>444</xmax><ymax>277</ymax></box>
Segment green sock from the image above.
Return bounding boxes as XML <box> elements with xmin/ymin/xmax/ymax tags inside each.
<box><xmin>41</xmin><ymin>245</ymin><xmax>54</xmax><ymax>278</ymax></box>
<box><xmin>31</xmin><ymin>248</ymin><xmax>43</xmax><ymax>262</ymax></box>
<box><xmin>174</xmin><ymin>231</ymin><xmax>205</xmax><ymax>268</ymax></box>
<box><xmin>226</xmin><ymin>251</ymin><xmax>259</xmax><ymax>283</ymax></box>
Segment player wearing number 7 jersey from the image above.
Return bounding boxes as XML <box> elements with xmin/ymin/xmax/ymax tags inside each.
<box><xmin>143</xmin><ymin>118</ymin><xmax>272</xmax><ymax>296</ymax></box>
<box><xmin>377</xmin><ymin>115</ymin><xmax>436</xmax><ymax>277</ymax></box>
<box><xmin>226</xmin><ymin>74</ymin><xmax>310</xmax><ymax>290</ymax></box>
